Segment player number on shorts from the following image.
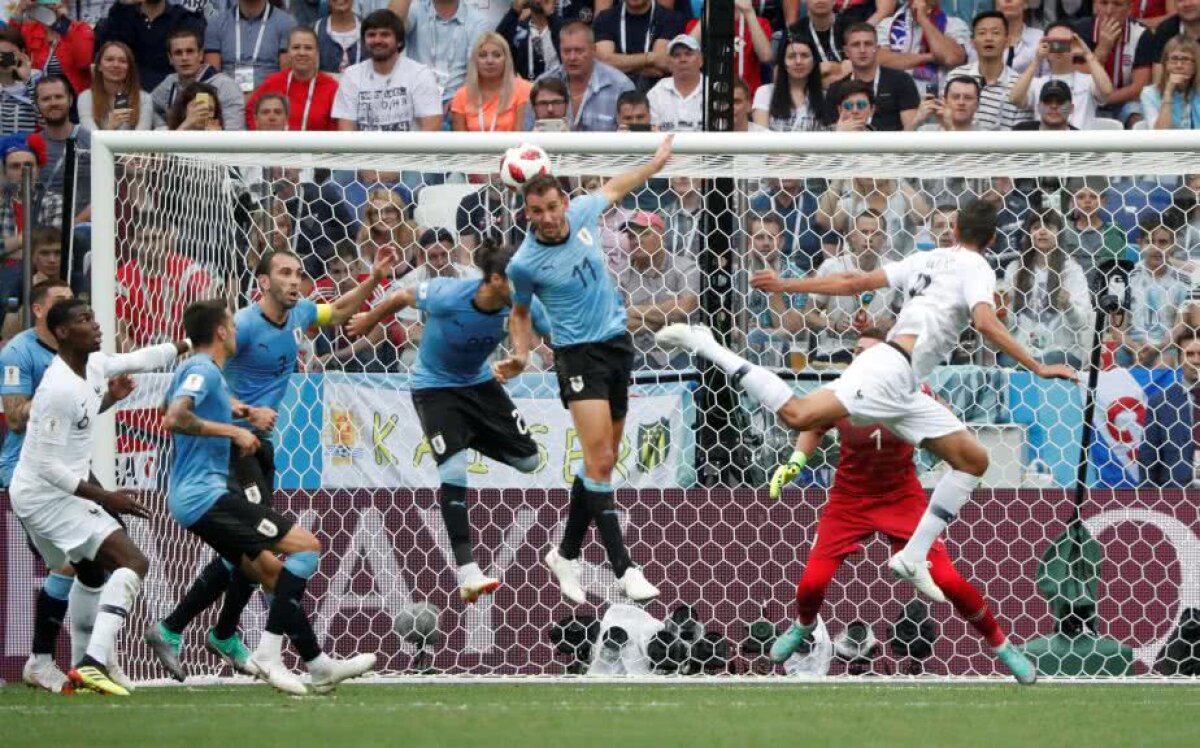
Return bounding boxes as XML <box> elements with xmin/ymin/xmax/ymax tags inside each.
<box><xmin>571</xmin><ymin>259</ymin><xmax>598</xmax><ymax>289</ymax></box>
<box><xmin>870</xmin><ymin>428</ymin><xmax>882</xmax><ymax>451</ymax></box>
<box><xmin>511</xmin><ymin>409</ymin><xmax>529</xmax><ymax>435</ymax></box>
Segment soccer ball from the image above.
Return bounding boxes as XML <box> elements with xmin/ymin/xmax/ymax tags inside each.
<box><xmin>499</xmin><ymin>144</ymin><xmax>552</xmax><ymax>190</ymax></box>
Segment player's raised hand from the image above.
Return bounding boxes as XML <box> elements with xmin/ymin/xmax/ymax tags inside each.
<box><xmin>347</xmin><ymin>309</ymin><xmax>382</xmax><ymax>338</ymax></box>
<box><xmin>101</xmin><ymin>489</ymin><xmax>151</xmax><ymax>519</ymax></box>
<box><xmin>107</xmin><ymin>374</ymin><xmax>136</xmax><ymax>402</ymax></box>
<box><xmin>231</xmin><ymin>426</ymin><xmax>261</xmax><ymax>456</ymax></box>
<box><xmin>768</xmin><ymin>451</ymin><xmax>808</xmax><ymax>499</ymax></box>
<box><xmin>751</xmin><ymin>269</ymin><xmax>788</xmax><ymax>293</ymax></box>
<box><xmin>650</xmin><ymin>133</ymin><xmax>674</xmax><ymax>171</ymax></box>
<box><xmin>1037</xmin><ymin>362</ymin><xmax>1079</xmax><ymax>382</ymax></box>
<box><xmin>246</xmin><ymin>406</ymin><xmax>277</xmax><ymax>432</ymax></box>
<box><xmin>492</xmin><ymin>354</ymin><xmax>527</xmax><ymax>384</ymax></box>
<box><xmin>372</xmin><ymin>245</ymin><xmax>399</xmax><ymax>279</ymax></box>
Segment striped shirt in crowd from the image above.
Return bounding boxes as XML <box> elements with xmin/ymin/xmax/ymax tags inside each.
<box><xmin>947</xmin><ymin>62</ymin><xmax>1031</xmax><ymax>131</ymax></box>
<box><xmin>0</xmin><ymin>78</ymin><xmax>41</xmax><ymax>136</ymax></box>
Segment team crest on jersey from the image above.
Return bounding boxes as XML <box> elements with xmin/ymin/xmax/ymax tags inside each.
<box><xmin>569</xmin><ymin>376</ymin><xmax>584</xmax><ymax>393</ymax></box>
<box><xmin>636</xmin><ymin>417</ymin><xmax>671</xmax><ymax>473</ymax></box>
<box><xmin>3</xmin><ymin>365</ymin><xmax>19</xmax><ymax>386</ymax></box>
<box><xmin>183</xmin><ymin>373</ymin><xmax>205</xmax><ymax>393</ymax></box>
<box><xmin>244</xmin><ymin>484</ymin><xmax>262</xmax><ymax>504</ymax></box>
<box><xmin>431</xmin><ymin>433</ymin><xmax>446</xmax><ymax>455</ymax></box>
<box><xmin>257</xmin><ymin>519</ymin><xmax>278</xmax><ymax>537</ymax></box>
<box><xmin>577</xmin><ymin>227</ymin><xmax>594</xmax><ymax>246</ymax></box>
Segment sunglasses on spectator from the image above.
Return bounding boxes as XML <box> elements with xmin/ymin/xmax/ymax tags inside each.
<box><xmin>841</xmin><ymin>99</ymin><xmax>870</xmax><ymax>112</ymax></box>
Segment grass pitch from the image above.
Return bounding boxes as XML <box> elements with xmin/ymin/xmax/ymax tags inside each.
<box><xmin>2</xmin><ymin>681</ymin><xmax>1198</xmax><ymax>747</ymax></box>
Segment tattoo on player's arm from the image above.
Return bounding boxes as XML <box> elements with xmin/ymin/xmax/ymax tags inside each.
<box><xmin>164</xmin><ymin>396</ymin><xmax>204</xmax><ymax>435</ymax></box>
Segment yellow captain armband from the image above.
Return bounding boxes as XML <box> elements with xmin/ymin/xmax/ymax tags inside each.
<box><xmin>315</xmin><ymin>303</ymin><xmax>334</xmax><ymax>327</ymax></box>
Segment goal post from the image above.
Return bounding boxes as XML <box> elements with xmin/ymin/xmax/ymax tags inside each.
<box><xmin>72</xmin><ymin>129</ymin><xmax>1200</xmax><ymax>680</ymax></box>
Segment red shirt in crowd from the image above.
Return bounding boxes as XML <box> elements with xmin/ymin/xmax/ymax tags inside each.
<box><xmin>245</xmin><ymin>69</ymin><xmax>340</xmax><ymax>131</ymax></box>
<box><xmin>685</xmin><ymin>15</ymin><xmax>772</xmax><ymax>94</ymax></box>
<box><xmin>115</xmin><ymin>253</ymin><xmax>212</xmax><ymax>347</ymax></box>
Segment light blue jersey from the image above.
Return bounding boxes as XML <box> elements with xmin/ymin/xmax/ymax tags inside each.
<box><xmin>225</xmin><ymin>300</ymin><xmax>321</xmax><ymax>415</ymax></box>
<box><xmin>508</xmin><ymin>193</ymin><xmax>627</xmax><ymax>347</ymax></box>
<box><xmin>166</xmin><ymin>354</ymin><xmax>233</xmax><ymax>527</ymax></box>
<box><xmin>0</xmin><ymin>329</ymin><xmax>57</xmax><ymax>487</ymax></box>
<box><xmin>410</xmin><ymin>278</ymin><xmax>551</xmax><ymax>390</ymax></box>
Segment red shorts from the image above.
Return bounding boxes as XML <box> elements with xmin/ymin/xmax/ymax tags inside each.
<box><xmin>809</xmin><ymin>485</ymin><xmax>947</xmax><ymax>562</ymax></box>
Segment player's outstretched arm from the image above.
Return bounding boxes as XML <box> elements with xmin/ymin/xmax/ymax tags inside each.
<box><xmin>103</xmin><ymin>339</ymin><xmax>193</xmax><ymax>377</ymax></box>
<box><xmin>164</xmin><ymin>395</ymin><xmax>262</xmax><ymax>455</ymax></box>
<box><xmin>600</xmin><ymin>134</ymin><xmax>674</xmax><ymax>207</ymax></box>
<box><xmin>493</xmin><ymin>303</ymin><xmax>533</xmax><ymax>384</ymax></box>
<box><xmin>99</xmin><ymin>374</ymin><xmax>136</xmax><ymax>413</ymax></box>
<box><xmin>325</xmin><ymin>247</ymin><xmax>399</xmax><ymax>326</ymax></box>
<box><xmin>752</xmin><ymin>268</ymin><xmax>888</xmax><ymax>298</ymax></box>
<box><xmin>346</xmin><ymin>287</ymin><xmax>416</xmax><ymax>338</ymax></box>
<box><xmin>972</xmin><ymin>302</ymin><xmax>1077</xmax><ymax>381</ymax></box>
<box><xmin>769</xmin><ymin>429</ymin><xmax>826</xmax><ymax>499</ymax></box>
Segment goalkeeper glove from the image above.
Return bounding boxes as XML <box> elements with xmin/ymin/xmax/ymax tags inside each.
<box><xmin>769</xmin><ymin>450</ymin><xmax>808</xmax><ymax>499</ymax></box>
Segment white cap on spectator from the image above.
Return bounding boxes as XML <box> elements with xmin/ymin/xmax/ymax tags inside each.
<box><xmin>668</xmin><ymin>35</ymin><xmax>701</xmax><ymax>54</ymax></box>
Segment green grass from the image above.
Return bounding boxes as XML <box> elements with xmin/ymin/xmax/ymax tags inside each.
<box><xmin>3</xmin><ymin>682</ymin><xmax>1199</xmax><ymax>747</ymax></box>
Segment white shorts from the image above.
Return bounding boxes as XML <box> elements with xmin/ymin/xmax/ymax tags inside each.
<box><xmin>16</xmin><ymin>494</ymin><xmax>122</xmax><ymax>570</ymax></box>
<box><xmin>825</xmin><ymin>341</ymin><xmax>965</xmax><ymax>446</ymax></box>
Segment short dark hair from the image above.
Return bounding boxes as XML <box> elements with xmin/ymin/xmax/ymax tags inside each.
<box><xmin>616</xmin><ymin>89</ymin><xmax>650</xmax><ymax>112</ymax></box>
<box><xmin>183</xmin><ymin>299</ymin><xmax>231</xmax><ymax>346</ymax></box>
<box><xmin>944</xmin><ymin>75</ymin><xmax>981</xmax><ymax>98</ymax></box>
<box><xmin>46</xmin><ymin>297</ymin><xmax>88</xmax><ymax>338</ymax></box>
<box><xmin>30</xmin><ymin>278</ymin><xmax>69</xmax><ymax>307</ymax></box>
<box><xmin>531</xmin><ymin>76</ymin><xmax>568</xmax><ymax>103</ymax></box>
<box><xmin>30</xmin><ymin>226</ymin><xmax>60</xmax><ymax>249</ymax></box>
<box><xmin>255</xmin><ymin>92</ymin><xmax>290</xmax><ymax>117</ymax></box>
<box><xmin>842</xmin><ymin>21</ymin><xmax>877</xmax><ymax>44</ymax></box>
<box><xmin>857</xmin><ymin>327</ymin><xmax>888</xmax><ymax>344</ymax></box>
<box><xmin>750</xmin><ymin>212</ymin><xmax>785</xmax><ymax>232</ymax></box>
<box><xmin>361</xmin><ymin>9</ymin><xmax>406</xmax><ymax>51</ymax></box>
<box><xmin>255</xmin><ymin>249</ymin><xmax>302</xmax><ymax>277</ymax></box>
<box><xmin>1045</xmin><ymin>20</ymin><xmax>1076</xmax><ymax>36</ymax></box>
<box><xmin>167</xmin><ymin>27</ymin><xmax>204</xmax><ymax>51</ymax></box>
<box><xmin>971</xmin><ymin>10</ymin><xmax>1009</xmax><ymax>34</ymax></box>
<box><xmin>560</xmin><ymin>20</ymin><xmax>594</xmax><ymax>41</ymax></box>
<box><xmin>1138</xmin><ymin>208</ymin><xmax>1185</xmax><ymax>242</ymax></box>
<box><xmin>34</xmin><ymin>74</ymin><xmax>73</xmax><ymax>101</ymax></box>
<box><xmin>289</xmin><ymin>25</ymin><xmax>319</xmax><ymax>46</ymax></box>
<box><xmin>1175</xmin><ymin>327</ymin><xmax>1200</xmax><ymax>350</ymax></box>
<box><xmin>419</xmin><ymin>227</ymin><xmax>454</xmax><ymax>248</ymax></box>
<box><xmin>957</xmin><ymin>199</ymin><xmax>999</xmax><ymax>248</ymax></box>
<box><xmin>522</xmin><ymin>172</ymin><xmax>564</xmax><ymax>199</ymax></box>
<box><xmin>0</xmin><ymin>25</ymin><xmax>27</xmax><ymax>51</ymax></box>
<box><xmin>835</xmin><ymin>79</ymin><xmax>874</xmax><ymax>108</ymax></box>
<box><xmin>475</xmin><ymin>237</ymin><xmax>515</xmax><ymax>280</ymax></box>
<box><xmin>733</xmin><ymin>77</ymin><xmax>750</xmax><ymax>97</ymax></box>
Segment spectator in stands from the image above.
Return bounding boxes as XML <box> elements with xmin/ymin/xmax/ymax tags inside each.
<box><xmin>740</xmin><ymin>211</ymin><xmax>808</xmax><ymax>367</ymax></box>
<box><xmin>617</xmin><ymin>209</ymin><xmax>698</xmax><ymax>368</ymax></box>
<box><xmin>529</xmin><ymin>76</ymin><xmax>571</xmax><ymax>130</ymax></box>
<box><xmin>1177</xmin><ymin>172</ymin><xmax>1200</xmax><ymax>256</ymax></box>
<box><xmin>1139</xmin><ymin>0</ymin><xmax>1200</xmax><ymax>70</ymax></box>
<box><xmin>818</xmin><ymin>175</ymin><xmax>928</xmax><ymax>256</ymax></box>
<box><xmin>290</xmin><ymin>0</ymin><xmax>321</xmax><ymax>26</ymax></box>
<box><xmin>685</xmin><ymin>0</ymin><xmax>773</xmax><ymax>95</ymax></box>
<box><xmin>247</xmin><ymin>27</ymin><xmax>339</xmax><ymax>131</ymax></box>
<box><xmin>0</xmin><ymin>133</ymin><xmax>59</xmax><ymax>303</ymax></box>
<box><xmin>752</xmin><ymin>36</ymin><xmax>826</xmax><ymax>131</ymax></box>
<box><xmin>361</xmin><ymin>188</ymin><xmax>420</xmax><ymax>270</ymax></box>
<box><xmin>786</xmin><ymin>0</ymin><xmax>849</xmax><ymax>86</ymax></box>
<box><xmin>10</xmin><ymin>1</ymin><xmax>93</xmax><ymax>97</ymax></box>
<box><xmin>826</xmin><ymin>22</ymin><xmax>921</xmax><ymax>130</ymax></box>
<box><xmin>316</xmin><ymin>0</ymin><xmax>363</xmax><ymax>73</ymax></box>
<box><xmin>312</xmin><ymin>241</ymin><xmax>390</xmax><ymax>372</ymax></box>
<box><xmin>751</xmin><ymin>178</ymin><xmax>826</xmax><ymax>272</ymax></box>
<box><xmin>96</xmin><ymin>0</ymin><xmax>206</xmax><ymax>93</ymax></box>
<box><xmin>1063</xmin><ymin>179</ymin><xmax>1127</xmax><ymax>273</ymax></box>
<box><xmin>1001</xmin><ymin>211</ymin><xmax>1092</xmax><ymax>369</ymax></box>
<box><xmin>534</xmin><ymin>21</ymin><xmax>635</xmax><ymax>131</ymax></box>
<box><xmin>616</xmin><ymin>89</ymin><xmax>652</xmax><ymax>129</ymax></box>
<box><xmin>994</xmin><ymin>0</ymin><xmax>1042</xmax><ymax>74</ymax></box>
<box><xmin>832</xmin><ymin>78</ymin><xmax>876</xmax><ymax>131</ymax></box>
<box><xmin>949</xmin><ymin>10</ymin><xmax>1032</xmax><ymax>130</ymax></box>
<box><xmin>252</xmin><ymin>92</ymin><xmax>289</xmax><ymax>129</ymax></box>
<box><xmin>1130</xmin><ymin>0</ymin><xmax>1177</xmax><ymax>29</ymax></box>
<box><xmin>803</xmin><ymin>209</ymin><xmax>898</xmax><ymax>365</ymax></box>
<box><xmin>0</xmin><ymin>27</ymin><xmax>39</xmax><ymax>136</ymax></box>
<box><xmin>458</xmin><ymin>175</ymin><xmax>526</xmax><ymax>250</ymax></box>
<box><xmin>389</xmin><ymin>0</ymin><xmax>490</xmax><ymax>107</ymax></box>
<box><xmin>1009</xmin><ymin>21</ymin><xmax>1115</xmax><ymax>129</ymax></box>
<box><xmin>1139</xmin><ymin>327</ymin><xmax>1200</xmax><ymax>487</ymax></box>
<box><xmin>333</xmin><ymin>10</ymin><xmax>442</xmax><ymax>131</ymax></box>
<box><xmin>451</xmin><ymin>33</ymin><xmax>532</xmax><ymax>132</ymax></box>
<box><xmin>79</xmin><ymin>42</ymin><xmax>153</xmax><ymax>132</ymax></box>
<box><xmin>593</xmin><ymin>0</ymin><xmax>683</xmax><ymax>92</ymax></box>
<box><xmin>660</xmin><ymin>176</ymin><xmax>702</xmax><ymax>255</ymax></box>
<box><xmin>33</xmin><ymin>76</ymin><xmax>88</xmax><ymax>222</ymax></box>
<box><xmin>877</xmin><ymin>0</ymin><xmax>970</xmax><ymax>93</ymax></box>
<box><xmin>498</xmin><ymin>0</ymin><xmax>562</xmax><ymax>81</ymax></box>
<box><xmin>1115</xmin><ymin>212</ymin><xmax>1191</xmax><ymax>366</ymax></box>
<box><xmin>29</xmin><ymin>226</ymin><xmax>61</xmax><ymax>284</ymax></box>
<box><xmin>153</xmin><ymin>29</ymin><xmax>246</xmax><ymax>131</ymax></box>
<box><xmin>916</xmin><ymin>74</ymin><xmax>983</xmax><ymax>129</ymax></box>
<box><xmin>783</xmin><ymin>0</ymin><xmax>884</xmax><ymax>26</ymax></box>
<box><xmin>166</xmin><ymin>81</ymin><xmax>225</xmax><ymax>130</ymax></box>
<box><xmin>205</xmin><ymin>0</ymin><xmax>297</xmax><ymax>93</ymax></box>
<box><xmin>1142</xmin><ymin>36</ymin><xmax>1200</xmax><ymax>127</ymax></box>
<box><xmin>926</xmin><ymin>205</ymin><xmax>957</xmax><ymax>247</ymax></box>
<box><xmin>647</xmin><ymin>35</ymin><xmax>704</xmax><ymax>131</ymax></box>
<box><xmin>390</xmin><ymin>227</ymin><xmax>481</xmax><ymax>358</ymax></box>
<box><xmin>733</xmin><ymin>76</ymin><xmax>765</xmax><ymax>131</ymax></box>
<box><xmin>115</xmin><ymin>223</ymin><xmax>212</xmax><ymax>351</ymax></box>
<box><xmin>1074</xmin><ymin>0</ymin><xmax>1154</xmax><ymax>124</ymax></box>
<box><xmin>1012</xmin><ymin>78</ymin><xmax>1079</xmax><ymax>129</ymax></box>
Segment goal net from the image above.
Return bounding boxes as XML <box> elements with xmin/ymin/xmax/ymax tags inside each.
<box><xmin>7</xmin><ymin>130</ymin><xmax>1200</xmax><ymax>681</ymax></box>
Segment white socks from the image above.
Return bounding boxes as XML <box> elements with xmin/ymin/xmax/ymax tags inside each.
<box><xmin>457</xmin><ymin>562</ymin><xmax>484</xmax><ymax>586</ymax></box>
<box><xmin>85</xmin><ymin>568</ymin><xmax>142</xmax><ymax>666</ymax></box>
<box><xmin>256</xmin><ymin>631</ymin><xmax>284</xmax><ymax>662</ymax></box>
<box><xmin>68</xmin><ymin>581</ymin><xmax>101</xmax><ymax>667</ymax></box>
<box><xmin>902</xmin><ymin>469</ymin><xmax>981</xmax><ymax>565</ymax></box>
<box><xmin>692</xmin><ymin>335</ymin><xmax>794</xmax><ymax>413</ymax></box>
<box><xmin>304</xmin><ymin>652</ymin><xmax>333</xmax><ymax>674</ymax></box>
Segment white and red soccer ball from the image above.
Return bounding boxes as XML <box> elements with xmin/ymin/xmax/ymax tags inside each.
<box><xmin>499</xmin><ymin>144</ymin><xmax>553</xmax><ymax>191</ymax></box>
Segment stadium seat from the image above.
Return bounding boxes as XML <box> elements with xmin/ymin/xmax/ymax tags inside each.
<box><xmin>413</xmin><ymin>182</ymin><xmax>485</xmax><ymax>233</ymax></box>
<box><xmin>1091</xmin><ymin>117</ymin><xmax>1124</xmax><ymax>131</ymax></box>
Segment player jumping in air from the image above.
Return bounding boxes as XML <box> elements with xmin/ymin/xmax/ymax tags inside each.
<box><xmin>657</xmin><ymin>200</ymin><xmax>1077</xmax><ymax>602</ymax></box>
<box><xmin>146</xmin><ymin>247</ymin><xmax>396</xmax><ymax>681</ymax></box>
<box><xmin>10</xmin><ymin>298</ymin><xmax>189</xmax><ymax>695</ymax></box>
<box><xmin>347</xmin><ymin>238</ymin><xmax>552</xmax><ymax>603</ymax></box>
<box><xmin>765</xmin><ymin>329</ymin><xmax>1037</xmax><ymax>684</ymax></box>
<box><xmin>492</xmin><ymin>136</ymin><xmax>676</xmax><ymax>604</ymax></box>
<box><xmin>161</xmin><ymin>299</ymin><xmax>375</xmax><ymax>695</ymax></box>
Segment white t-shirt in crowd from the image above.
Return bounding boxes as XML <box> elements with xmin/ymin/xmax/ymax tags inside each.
<box><xmin>331</xmin><ymin>55</ymin><xmax>442</xmax><ymax>131</ymax></box>
<box><xmin>647</xmin><ymin>75</ymin><xmax>705</xmax><ymax>132</ymax></box>
<box><xmin>1026</xmin><ymin>72</ymin><xmax>1101</xmax><ymax>130</ymax></box>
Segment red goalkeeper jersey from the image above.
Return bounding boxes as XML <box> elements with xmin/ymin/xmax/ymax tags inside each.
<box><xmin>831</xmin><ymin>385</ymin><xmax>935</xmax><ymax>498</ymax></box>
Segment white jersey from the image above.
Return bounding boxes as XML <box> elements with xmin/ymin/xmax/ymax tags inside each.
<box><xmin>883</xmin><ymin>247</ymin><xmax>996</xmax><ymax>381</ymax></box>
<box><xmin>10</xmin><ymin>345</ymin><xmax>179</xmax><ymax>514</ymax></box>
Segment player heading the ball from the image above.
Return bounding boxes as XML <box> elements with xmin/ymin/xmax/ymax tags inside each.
<box><xmin>492</xmin><ymin>135</ymin><xmax>675</xmax><ymax>604</ymax></box>
<box><xmin>658</xmin><ymin>199</ymin><xmax>1077</xmax><ymax>602</ymax></box>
